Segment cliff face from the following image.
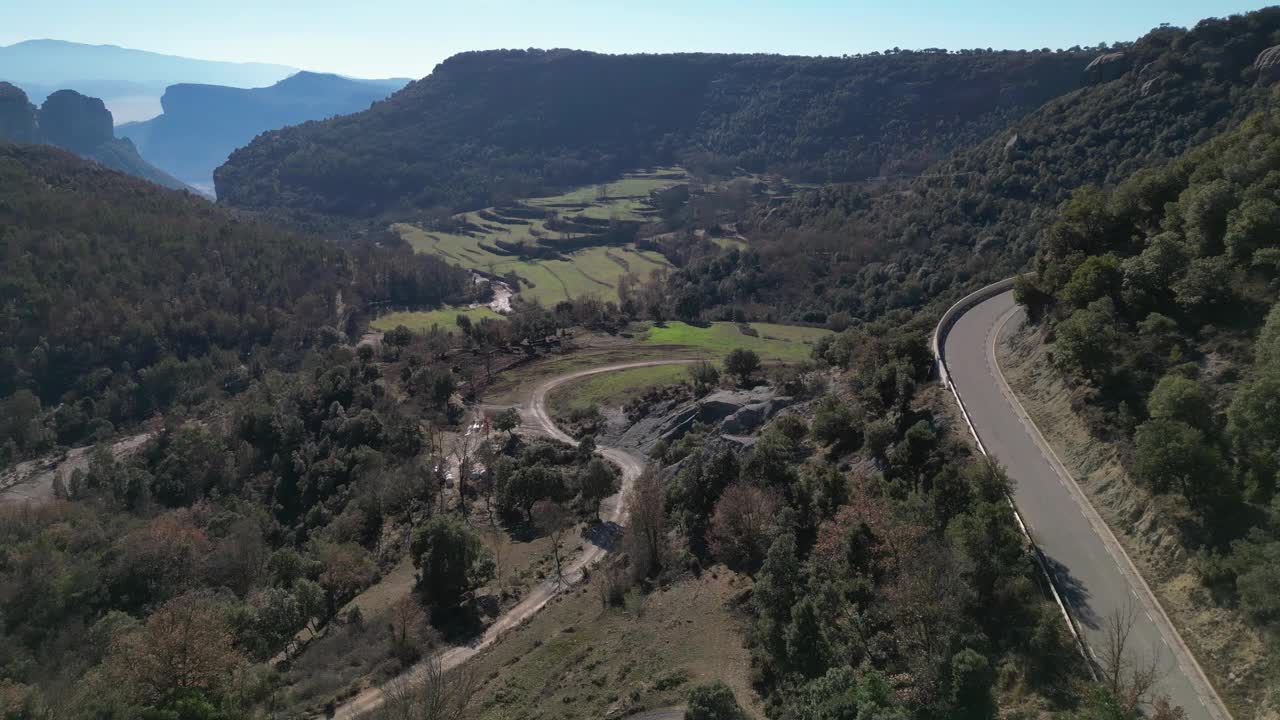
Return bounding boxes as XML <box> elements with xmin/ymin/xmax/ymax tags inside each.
<box><xmin>214</xmin><ymin>49</ymin><xmax>1092</xmax><ymax>217</ymax></box>
<box><xmin>0</xmin><ymin>82</ymin><xmax>39</xmax><ymax>143</ymax></box>
<box><xmin>0</xmin><ymin>83</ymin><xmax>188</xmax><ymax>190</ymax></box>
<box><xmin>117</xmin><ymin>71</ymin><xmax>405</xmax><ymax>190</ymax></box>
<box><xmin>38</xmin><ymin>89</ymin><xmax>113</xmax><ymax>153</ymax></box>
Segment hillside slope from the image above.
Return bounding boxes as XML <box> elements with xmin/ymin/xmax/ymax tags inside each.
<box><xmin>670</xmin><ymin>8</ymin><xmax>1280</xmax><ymax>324</ymax></box>
<box><xmin>0</xmin><ymin>141</ymin><xmax>469</xmax><ymax>462</ymax></box>
<box><xmin>215</xmin><ymin>48</ymin><xmax>1091</xmax><ymax>216</ymax></box>
<box><xmin>119</xmin><ymin>72</ymin><xmax>408</xmax><ymax>192</ymax></box>
<box><xmin>1012</xmin><ymin>110</ymin><xmax>1280</xmax><ymax>715</ymax></box>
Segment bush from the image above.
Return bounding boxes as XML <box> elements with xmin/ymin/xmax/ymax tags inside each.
<box><xmin>409</xmin><ymin>516</ymin><xmax>494</xmax><ymax>608</ymax></box>
<box><xmin>724</xmin><ymin>349</ymin><xmax>761</xmax><ymax>386</ymax></box>
<box><xmin>810</xmin><ymin>397</ymin><xmax>862</xmax><ymax>451</ymax></box>
<box><xmin>685</xmin><ymin>681</ymin><xmax>744</xmax><ymax>720</ymax></box>
<box><xmin>688</xmin><ymin>360</ymin><xmax>721</xmax><ymax>395</ymax></box>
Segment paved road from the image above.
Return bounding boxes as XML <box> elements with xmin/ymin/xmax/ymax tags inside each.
<box><xmin>327</xmin><ymin>361</ymin><xmax>689</xmax><ymax>719</ymax></box>
<box><xmin>942</xmin><ymin>289</ymin><xmax>1227</xmax><ymax>720</ymax></box>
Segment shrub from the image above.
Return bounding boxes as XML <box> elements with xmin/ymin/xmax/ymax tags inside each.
<box><xmin>685</xmin><ymin>681</ymin><xmax>744</xmax><ymax>720</ymax></box>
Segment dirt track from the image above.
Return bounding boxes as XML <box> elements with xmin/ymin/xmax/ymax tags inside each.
<box><xmin>0</xmin><ymin>432</ymin><xmax>154</xmax><ymax>505</ymax></box>
<box><xmin>327</xmin><ymin>360</ymin><xmax>692</xmax><ymax>719</ymax></box>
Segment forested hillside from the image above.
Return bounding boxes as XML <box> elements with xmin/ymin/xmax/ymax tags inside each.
<box><xmin>662</xmin><ymin>9</ymin><xmax>1280</xmax><ymax>325</ymax></box>
<box><xmin>634</xmin><ymin>313</ymin><xmax>1095</xmax><ymax>720</ymax></box>
<box><xmin>215</xmin><ymin>48</ymin><xmax>1090</xmax><ymax>216</ymax></box>
<box><xmin>1014</xmin><ymin>112</ymin><xmax>1280</xmax><ymax>651</ymax></box>
<box><xmin>0</xmin><ymin>143</ymin><xmax>469</xmax><ymax>464</ymax></box>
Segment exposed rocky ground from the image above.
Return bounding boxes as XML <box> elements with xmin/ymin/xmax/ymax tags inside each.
<box><xmin>600</xmin><ymin>385</ymin><xmax>794</xmax><ymax>456</ymax></box>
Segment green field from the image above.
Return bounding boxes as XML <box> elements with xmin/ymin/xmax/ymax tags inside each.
<box><xmin>369</xmin><ymin>306</ymin><xmax>504</xmax><ymax>333</ymax></box>
<box><xmin>641</xmin><ymin>321</ymin><xmax>831</xmax><ymax>362</ymax></box>
<box><xmin>396</xmin><ymin>168</ymin><xmax>690</xmax><ymax>306</ymax></box>
<box><xmin>396</xmin><ymin>224</ymin><xmax>671</xmax><ymax>307</ymax></box>
<box><xmin>548</xmin><ymin>363</ymin><xmax>690</xmax><ymax>417</ymax></box>
<box><xmin>524</xmin><ymin>168</ymin><xmax>688</xmax><ymax>220</ymax></box>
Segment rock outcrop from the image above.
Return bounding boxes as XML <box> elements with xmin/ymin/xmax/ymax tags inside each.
<box><xmin>118</xmin><ymin>72</ymin><xmax>406</xmax><ymax>192</ymax></box>
<box><xmin>0</xmin><ymin>84</ymin><xmax>187</xmax><ymax>190</ymax></box>
<box><xmin>1083</xmin><ymin>52</ymin><xmax>1129</xmax><ymax>84</ymax></box>
<box><xmin>37</xmin><ymin>89</ymin><xmax>113</xmax><ymax>153</ymax></box>
<box><xmin>0</xmin><ymin>82</ymin><xmax>39</xmax><ymax>143</ymax></box>
<box><xmin>607</xmin><ymin>386</ymin><xmax>793</xmax><ymax>455</ymax></box>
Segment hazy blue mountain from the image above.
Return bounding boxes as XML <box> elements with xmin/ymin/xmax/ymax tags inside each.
<box><xmin>118</xmin><ymin>71</ymin><xmax>408</xmax><ymax>193</ymax></box>
<box><xmin>0</xmin><ymin>82</ymin><xmax>188</xmax><ymax>190</ymax></box>
<box><xmin>0</xmin><ymin>39</ymin><xmax>298</xmax><ymax>122</ymax></box>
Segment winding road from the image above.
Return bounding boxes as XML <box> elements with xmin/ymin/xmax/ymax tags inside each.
<box><xmin>941</xmin><ymin>288</ymin><xmax>1229</xmax><ymax>720</ymax></box>
<box><xmin>327</xmin><ymin>360</ymin><xmax>690</xmax><ymax>719</ymax></box>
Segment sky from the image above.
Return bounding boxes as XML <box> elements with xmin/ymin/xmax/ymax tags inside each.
<box><xmin>0</xmin><ymin>0</ymin><xmax>1269</xmax><ymax>79</ymax></box>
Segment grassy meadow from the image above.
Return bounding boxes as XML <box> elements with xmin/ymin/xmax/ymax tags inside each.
<box><xmin>369</xmin><ymin>306</ymin><xmax>505</xmax><ymax>334</ymax></box>
<box><xmin>395</xmin><ymin>168</ymin><xmax>687</xmax><ymax>306</ymax></box>
<box><xmin>641</xmin><ymin>321</ymin><xmax>831</xmax><ymax>362</ymax></box>
<box><xmin>547</xmin><ymin>364</ymin><xmax>691</xmax><ymax>419</ymax></box>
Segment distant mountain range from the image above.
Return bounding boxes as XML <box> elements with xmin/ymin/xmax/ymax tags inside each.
<box><xmin>0</xmin><ymin>39</ymin><xmax>299</xmax><ymax>123</ymax></box>
<box><xmin>0</xmin><ymin>81</ymin><xmax>187</xmax><ymax>190</ymax></box>
<box><xmin>118</xmin><ymin>72</ymin><xmax>408</xmax><ymax>194</ymax></box>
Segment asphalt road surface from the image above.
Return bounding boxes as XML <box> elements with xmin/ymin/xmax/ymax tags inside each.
<box><xmin>943</xmin><ymin>289</ymin><xmax>1228</xmax><ymax>720</ymax></box>
<box><xmin>326</xmin><ymin>361</ymin><xmax>690</xmax><ymax>719</ymax></box>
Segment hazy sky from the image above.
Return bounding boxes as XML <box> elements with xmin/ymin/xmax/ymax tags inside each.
<box><xmin>0</xmin><ymin>0</ymin><xmax>1268</xmax><ymax>79</ymax></box>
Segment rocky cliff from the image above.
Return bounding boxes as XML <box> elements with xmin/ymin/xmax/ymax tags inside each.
<box><xmin>118</xmin><ymin>71</ymin><xmax>405</xmax><ymax>192</ymax></box>
<box><xmin>38</xmin><ymin>89</ymin><xmax>113</xmax><ymax>153</ymax></box>
<box><xmin>0</xmin><ymin>82</ymin><xmax>39</xmax><ymax>143</ymax></box>
<box><xmin>0</xmin><ymin>82</ymin><xmax>187</xmax><ymax>190</ymax></box>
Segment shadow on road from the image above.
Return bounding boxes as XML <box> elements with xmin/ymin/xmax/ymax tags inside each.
<box><xmin>583</xmin><ymin>520</ymin><xmax>623</xmax><ymax>551</ymax></box>
<box><xmin>1042</xmin><ymin>553</ymin><xmax>1100</xmax><ymax>630</ymax></box>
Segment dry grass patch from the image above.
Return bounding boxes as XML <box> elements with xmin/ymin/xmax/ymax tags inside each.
<box><xmin>464</xmin><ymin>570</ymin><xmax>759</xmax><ymax>720</ymax></box>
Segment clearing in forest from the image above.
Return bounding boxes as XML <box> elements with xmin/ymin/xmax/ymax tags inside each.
<box><xmin>369</xmin><ymin>306</ymin><xmax>505</xmax><ymax>334</ymax></box>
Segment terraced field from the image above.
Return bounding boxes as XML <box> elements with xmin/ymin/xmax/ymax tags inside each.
<box><xmin>396</xmin><ymin>169</ymin><xmax>688</xmax><ymax>306</ymax></box>
<box><xmin>369</xmin><ymin>306</ymin><xmax>504</xmax><ymax>333</ymax></box>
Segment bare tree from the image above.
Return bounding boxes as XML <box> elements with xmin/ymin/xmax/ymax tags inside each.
<box><xmin>708</xmin><ymin>483</ymin><xmax>780</xmax><ymax>574</ymax></box>
<box><xmin>592</xmin><ymin>558</ymin><xmax>631</xmax><ymax>608</ymax></box>
<box><xmin>532</xmin><ymin>499</ymin><xmax>573</xmax><ymax>584</ymax></box>
<box><xmin>387</xmin><ymin>595</ymin><xmax>432</xmax><ymax>666</ymax></box>
<box><xmin>375</xmin><ymin>655</ymin><xmax>479</xmax><ymax>720</ymax></box>
<box><xmin>449</xmin><ymin>431</ymin><xmax>476</xmax><ymax>513</ymax></box>
<box><xmin>1098</xmin><ymin>599</ymin><xmax>1167</xmax><ymax>716</ymax></box>
<box><xmin>473</xmin><ymin>441</ymin><xmax>499</xmax><ymax>522</ymax></box>
<box><xmin>624</xmin><ymin>467</ymin><xmax>666</xmax><ymax>582</ymax></box>
<box><xmin>482</xmin><ymin>521</ymin><xmax>509</xmax><ymax>595</ymax></box>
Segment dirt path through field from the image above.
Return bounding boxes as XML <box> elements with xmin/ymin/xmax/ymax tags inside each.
<box><xmin>326</xmin><ymin>360</ymin><xmax>692</xmax><ymax>719</ymax></box>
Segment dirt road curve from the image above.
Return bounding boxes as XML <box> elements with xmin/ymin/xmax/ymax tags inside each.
<box><xmin>327</xmin><ymin>360</ymin><xmax>693</xmax><ymax>720</ymax></box>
